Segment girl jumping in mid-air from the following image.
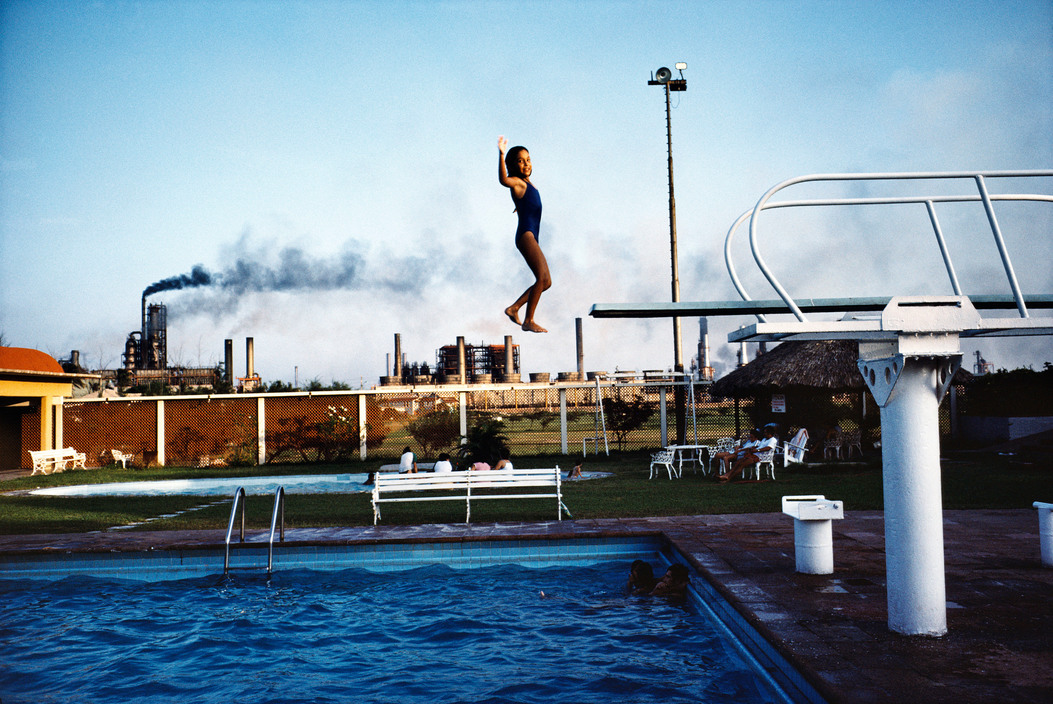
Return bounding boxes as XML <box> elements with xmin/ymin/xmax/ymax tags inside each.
<box><xmin>498</xmin><ymin>136</ymin><xmax>551</xmax><ymax>333</ymax></box>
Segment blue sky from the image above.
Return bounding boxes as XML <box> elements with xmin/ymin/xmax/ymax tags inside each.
<box><xmin>2</xmin><ymin>0</ymin><xmax>1051</xmax><ymax>386</ymax></box>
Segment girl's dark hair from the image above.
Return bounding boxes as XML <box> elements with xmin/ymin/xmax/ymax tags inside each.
<box><xmin>504</xmin><ymin>146</ymin><xmax>529</xmax><ymax>177</ymax></box>
<box><xmin>630</xmin><ymin>559</ymin><xmax>653</xmax><ymax>580</ymax></box>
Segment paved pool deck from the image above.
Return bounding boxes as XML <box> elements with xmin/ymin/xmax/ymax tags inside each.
<box><xmin>0</xmin><ymin>509</ymin><xmax>1049</xmax><ymax>703</ymax></box>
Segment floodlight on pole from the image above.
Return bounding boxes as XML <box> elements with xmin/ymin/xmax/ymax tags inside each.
<box><xmin>648</xmin><ymin>62</ymin><xmax>687</xmax><ymax>441</ymax></box>
<box><xmin>647</xmin><ymin>64</ymin><xmax>687</xmax><ymax>373</ymax></box>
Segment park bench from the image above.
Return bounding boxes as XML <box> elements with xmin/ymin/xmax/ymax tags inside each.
<box><xmin>372</xmin><ymin>467</ymin><xmax>568</xmax><ymax>524</ymax></box>
<box><xmin>29</xmin><ymin>448</ymin><xmax>87</xmax><ymax>475</ymax></box>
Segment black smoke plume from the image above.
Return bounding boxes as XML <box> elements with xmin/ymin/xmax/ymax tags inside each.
<box><xmin>143</xmin><ymin>264</ymin><xmax>213</xmax><ymax>298</ymax></box>
<box><xmin>141</xmin><ymin>244</ymin><xmax>370</xmax><ymax>304</ymax></box>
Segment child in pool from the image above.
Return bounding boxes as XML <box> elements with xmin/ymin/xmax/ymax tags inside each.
<box><xmin>627</xmin><ymin>559</ymin><xmax>657</xmax><ymax>595</ymax></box>
<box><xmin>650</xmin><ymin>563</ymin><xmax>690</xmax><ymax>597</ymax></box>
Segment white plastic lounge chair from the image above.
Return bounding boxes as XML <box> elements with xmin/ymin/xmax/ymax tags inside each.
<box><xmin>783</xmin><ymin>429</ymin><xmax>809</xmax><ymax>467</ymax></box>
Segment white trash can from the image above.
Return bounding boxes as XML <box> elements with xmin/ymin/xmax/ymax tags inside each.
<box><xmin>782</xmin><ymin>495</ymin><xmax>845</xmax><ymax>575</ymax></box>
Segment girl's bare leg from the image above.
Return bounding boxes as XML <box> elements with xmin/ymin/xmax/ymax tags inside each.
<box><xmin>509</xmin><ymin>231</ymin><xmax>551</xmax><ymax>333</ymax></box>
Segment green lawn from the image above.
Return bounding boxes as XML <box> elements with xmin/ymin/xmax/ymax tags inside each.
<box><xmin>0</xmin><ymin>452</ymin><xmax>1047</xmax><ymax>534</ymax></box>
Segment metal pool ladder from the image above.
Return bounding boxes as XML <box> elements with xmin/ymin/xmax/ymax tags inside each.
<box><xmin>223</xmin><ymin>486</ymin><xmax>286</xmax><ymax>575</ymax></box>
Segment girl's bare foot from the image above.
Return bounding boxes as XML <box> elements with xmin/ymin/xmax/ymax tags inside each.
<box><xmin>522</xmin><ymin>320</ymin><xmax>547</xmax><ymax>333</ymax></box>
<box><xmin>505</xmin><ymin>307</ymin><xmax>520</xmax><ymax>325</ymax></box>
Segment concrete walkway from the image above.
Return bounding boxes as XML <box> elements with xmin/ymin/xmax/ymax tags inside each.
<box><xmin>1</xmin><ymin>510</ymin><xmax>1049</xmax><ymax>703</ymax></box>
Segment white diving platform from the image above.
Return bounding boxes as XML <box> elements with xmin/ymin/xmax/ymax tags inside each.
<box><xmin>588</xmin><ymin>169</ymin><xmax>1053</xmax><ymax>637</ymax></box>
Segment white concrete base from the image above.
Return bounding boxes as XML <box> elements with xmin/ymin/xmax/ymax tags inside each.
<box><xmin>1035</xmin><ymin>502</ymin><xmax>1053</xmax><ymax>567</ymax></box>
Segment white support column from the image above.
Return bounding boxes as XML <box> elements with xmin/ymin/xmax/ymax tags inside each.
<box><xmin>458</xmin><ymin>391</ymin><xmax>467</xmax><ymax>443</ymax></box>
<box><xmin>39</xmin><ymin>396</ymin><xmax>54</xmax><ymax>451</ymax></box>
<box><xmin>359</xmin><ymin>394</ymin><xmax>368</xmax><ymax>461</ymax></box>
<box><xmin>156</xmin><ymin>399</ymin><xmax>165</xmax><ymax>466</ymax></box>
<box><xmin>659</xmin><ymin>386</ymin><xmax>668</xmax><ymax>447</ymax></box>
<box><xmin>54</xmin><ymin>396</ymin><xmax>64</xmax><ymax>449</ymax></box>
<box><xmin>559</xmin><ymin>388</ymin><xmax>568</xmax><ymax>455</ymax></box>
<box><xmin>876</xmin><ymin>358</ymin><xmax>947</xmax><ymax>635</ymax></box>
<box><xmin>859</xmin><ymin>344</ymin><xmax>956</xmax><ymax>637</ymax></box>
<box><xmin>257</xmin><ymin>396</ymin><xmax>266</xmax><ymax>465</ymax></box>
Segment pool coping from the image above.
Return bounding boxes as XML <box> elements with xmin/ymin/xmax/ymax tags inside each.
<box><xmin>1</xmin><ymin>511</ymin><xmax>1050</xmax><ymax>703</ymax></box>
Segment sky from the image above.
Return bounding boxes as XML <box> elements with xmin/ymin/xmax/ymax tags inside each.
<box><xmin>2</xmin><ymin>0</ymin><xmax>1051</xmax><ymax>387</ymax></box>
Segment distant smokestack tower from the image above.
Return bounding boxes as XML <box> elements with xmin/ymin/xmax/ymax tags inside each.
<box><xmin>698</xmin><ymin>317</ymin><xmax>713</xmax><ymax>381</ymax></box>
<box><xmin>224</xmin><ymin>339</ymin><xmax>233</xmax><ymax>386</ymax></box>
<box><xmin>246</xmin><ymin>337</ymin><xmax>255</xmax><ymax>378</ymax></box>
<box><xmin>393</xmin><ymin>333</ymin><xmax>402</xmax><ymax>379</ymax></box>
<box><xmin>456</xmin><ymin>336</ymin><xmax>467</xmax><ymax>380</ymax></box>
<box><xmin>576</xmin><ymin>318</ymin><xmax>584</xmax><ymax>375</ymax></box>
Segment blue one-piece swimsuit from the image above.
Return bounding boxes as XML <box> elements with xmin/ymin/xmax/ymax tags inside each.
<box><xmin>512</xmin><ymin>182</ymin><xmax>542</xmax><ymax>242</ymax></box>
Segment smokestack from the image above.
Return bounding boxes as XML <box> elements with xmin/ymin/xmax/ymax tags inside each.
<box><xmin>246</xmin><ymin>337</ymin><xmax>255</xmax><ymax>378</ymax></box>
<box><xmin>456</xmin><ymin>336</ymin><xmax>467</xmax><ymax>380</ymax></box>
<box><xmin>394</xmin><ymin>333</ymin><xmax>402</xmax><ymax>379</ymax></box>
<box><xmin>224</xmin><ymin>339</ymin><xmax>233</xmax><ymax>386</ymax></box>
<box><xmin>504</xmin><ymin>335</ymin><xmax>514</xmax><ymax>377</ymax></box>
<box><xmin>575</xmin><ymin>318</ymin><xmax>584</xmax><ymax>375</ymax></box>
<box><xmin>698</xmin><ymin>317</ymin><xmax>712</xmax><ymax>381</ymax></box>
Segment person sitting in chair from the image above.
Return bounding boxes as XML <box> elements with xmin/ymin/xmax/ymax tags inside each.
<box><xmin>712</xmin><ymin>430</ymin><xmax>760</xmax><ymax>477</ymax></box>
<box><xmin>399</xmin><ymin>446</ymin><xmax>417</xmax><ymax>474</ymax></box>
<box><xmin>719</xmin><ymin>427</ymin><xmax>778</xmax><ymax>482</ymax></box>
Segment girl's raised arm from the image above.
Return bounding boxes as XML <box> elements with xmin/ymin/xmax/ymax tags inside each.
<box><xmin>497</xmin><ymin>136</ymin><xmax>526</xmax><ymax>196</ymax></box>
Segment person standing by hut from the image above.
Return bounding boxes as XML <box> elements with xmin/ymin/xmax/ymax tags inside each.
<box><xmin>498</xmin><ymin>136</ymin><xmax>551</xmax><ymax>333</ymax></box>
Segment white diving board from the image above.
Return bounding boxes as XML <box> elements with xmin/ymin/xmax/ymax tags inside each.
<box><xmin>589</xmin><ymin>294</ymin><xmax>1053</xmax><ymax>320</ymax></box>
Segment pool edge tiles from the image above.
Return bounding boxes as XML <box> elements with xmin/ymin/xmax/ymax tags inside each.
<box><xmin>0</xmin><ymin>535</ymin><xmax>667</xmax><ymax>582</ymax></box>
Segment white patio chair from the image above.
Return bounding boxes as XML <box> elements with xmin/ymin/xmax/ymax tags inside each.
<box><xmin>844</xmin><ymin>430</ymin><xmax>863</xmax><ymax>458</ymax></box>
<box><xmin>744</xmin><ymin>448</ymin><xmax>777</xmax><ymax>481</ymax></box>
<box><xmin>649</xmin><ymin>449</ymin><xmax>677</xmax><ymax>480</ymax></box>
<box><xmin>823</xmin><ymin>434</ymin><xmax>843</xmax><ymax>459</ymax></box>
<box><xmin>709</xmin><ymin>437</ymin><xmax>736</xmax><ymax>475</ymax></box>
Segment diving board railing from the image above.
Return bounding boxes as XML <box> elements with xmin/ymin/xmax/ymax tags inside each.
<box><xmin>591</xmin><ymin>170</ymin><xmax>1053</xmax><ymax>322</ymax></box>
<box><xmin>732</xmin><ymin>170</ymin><xmax>1053</xmax><ymax>323</ymax></box>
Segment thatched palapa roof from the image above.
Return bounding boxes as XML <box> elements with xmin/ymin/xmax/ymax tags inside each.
<box><xmin>710</xmin><ymin>340</ymin><xmax>865</xmax><ymax>399</ymax></box>
<box><xmin>710</xmin><ymin>340</ymin><xmax>973</xmax><ymax>399</ymax></box>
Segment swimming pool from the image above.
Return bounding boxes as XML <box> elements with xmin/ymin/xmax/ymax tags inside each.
<box><xmin>0</xmin><ymin>538</ymin><xmax>823</xmax><ymax>704</ymax></box>
<box><xmin>27</xmin><ymin>471</ymin><xmax>610</xmax><ymax>497</ymax></box>
<box><xmin>28</xmin><ymin>472</ymin><xmax>371</xmax><ymax>497</ymax></box>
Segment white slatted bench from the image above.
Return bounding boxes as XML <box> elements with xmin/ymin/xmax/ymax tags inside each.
<box><xmin>372</xmin><ymin>467</ymin><xmax>568</xmax><ymax>524</ymax></box>
<box><xmin>29</xmin><ymin>448</ymin><xmax>87</xmax><ymax>475</ymax></box>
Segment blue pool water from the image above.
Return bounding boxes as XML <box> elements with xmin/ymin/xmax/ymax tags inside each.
<box><xmin>28</xmin><ymin>473</ymin><xmax>372</xmax><ymax>497</ymax></box>
<box><xmin>0</xmin><ymin>563</ymin><xmax>794</xmax><ymax>704</ymax></box>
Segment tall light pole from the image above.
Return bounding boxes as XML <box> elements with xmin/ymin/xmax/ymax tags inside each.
<box><xmin>649</xmin><ymin>63</ymin><xmax>688</xmax><ymax>441</ymax></box>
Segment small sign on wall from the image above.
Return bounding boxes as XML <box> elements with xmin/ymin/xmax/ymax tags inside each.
<box><xmin>771</xmin><ymin>394</ymin><xmax>786</xmax><ymax>413</ymax></box>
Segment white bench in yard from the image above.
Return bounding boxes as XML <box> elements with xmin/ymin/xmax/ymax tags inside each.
<box><xmin>29</xmin><ymin>448</ymin><xmax>87</xmax><ymax>475</ymax></box>
<box><xmin>372</xmin><ymin>467</ymin><xmax>569</xmax><ymax>524</ymax></box>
